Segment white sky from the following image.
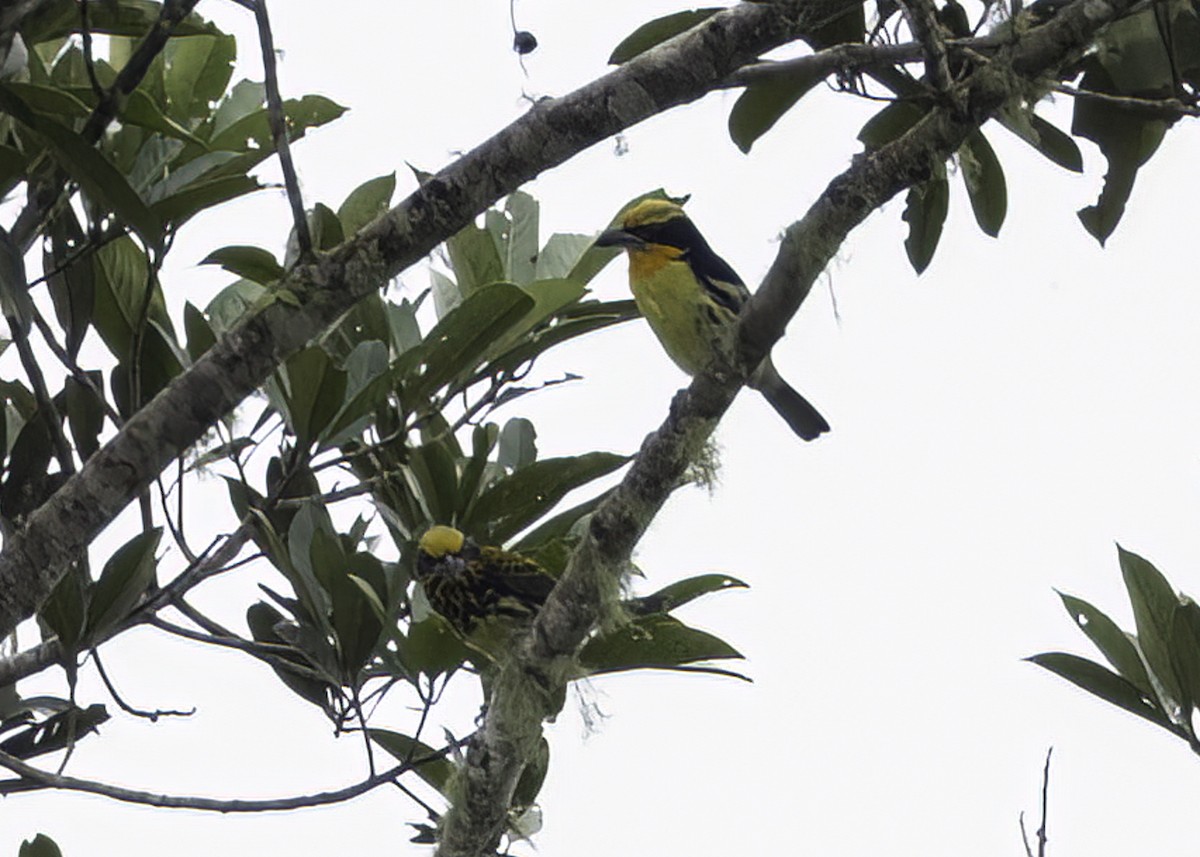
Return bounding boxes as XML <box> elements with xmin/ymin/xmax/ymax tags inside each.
<box><xmin>7</xmin><ymin>1</ymin><xmax>1200</xmax><ymax>855</ymax></box>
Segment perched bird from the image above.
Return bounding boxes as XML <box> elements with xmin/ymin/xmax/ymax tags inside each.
<box><xmin>595</xmin><ymin>198</ymin><xmax>829</xmax><ymax>441</ymax></box>
<box><xmin>415</xmin><ymin>525</ymin><xmax>558</xmax><ymax>636</ymax></box>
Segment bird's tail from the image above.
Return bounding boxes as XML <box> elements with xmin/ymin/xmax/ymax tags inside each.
<box><xmin>750</xmin><ymin>358</ymin><xmax>830</xmax><ymax>441</ymax></box>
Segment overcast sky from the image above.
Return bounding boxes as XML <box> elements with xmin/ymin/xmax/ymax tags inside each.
<box><xmin>8</xmin><ymin>1</ymin><xmax>1200</xmax><ymax>855</ymax></box>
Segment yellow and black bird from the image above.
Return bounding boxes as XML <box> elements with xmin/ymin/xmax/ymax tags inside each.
<box><xmin>596</xmin><ymin>198</ymin><xmax>829</xmax><ymax>441</ymax></box>
<box><xmin>415</xmin><ymin>525</ymin><xmax>558</xmax><ymax>635</ymax></box>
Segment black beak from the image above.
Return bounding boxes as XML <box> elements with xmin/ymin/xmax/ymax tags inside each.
<box><xmin>594</xmin><ymin>228</ymin><xmax>645</xmax><ymax>249</ymax></box>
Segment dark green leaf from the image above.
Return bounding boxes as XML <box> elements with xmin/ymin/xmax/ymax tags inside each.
<box><xmin>959</xmin><ymin>130</ymin><xmax>1006</xmax><ymax>237</ymax></box>
<box><xmin>580</xmin><ymin>614</ymin><xmax>747</xmax><ymax>679</ymax></box>
<box><xmin>1119</xmin><ymin>544</ymin><xmax>1184</xmax><ymax>708</ymax></box>
<box><xmin>634</xmin><ymin>573</ymin><xmax>749</xmax><ymax>615</ymax></box>
<box><xmin>1057</xmin><ymin>591</ymin><xmax>1152</xmax><ymax>694</ymax></box>
<box><xmin>413</xmin><ymin>283</ymin><xmax>534</xmax><ymax>398</ymax></box>
<box><xmin>497</xmin><ymin>417</ymin><xmax>537</xmax><ymax>471</ymax></box>
<box><xmin>43</xmin><ymin>207</ymin><xmax>93</xmax><ymax>359</ymax></box>
<box><xmin>446</xmin><ymin>222</ymin><xmax>504</xmax><ymax>294</ymax></box>
<box><xmin>39</xmin><ymin>564</ymin><xmax>89</xmax><ymax>651</ymax></box>
<box><xmin>0</xmin><ymin>84</ymin><xmax>163</xmax><ymax>248</ymax></box>
<box><xmin>729</xmin><ymin>67</ymin><xmax>824</xmax><ymax>154</ymax></box>
<box><xmin>163</xmin><ymin>34</ymin><xmax>236</xmax><ymax>121</ymax></box>
<box><xmin>20</xmin><ymin>833</ymin><xmax>63</xmax><ymax>857</ymax></box>
<box><xmin>183</xmin><ymin>301</ymin><xmax>216</xmax><ymax>362</ymax></box>
<box><xmin>281</xmin><ymin>346</ymin><xmax>347</xmax><ymax>451</ymax></box>
<box><xmin>405</xmin><ymin>616</ymin><xmax>471</xmax><ymax>679</ymax></box>
<box><xmin>337</xmin><ymin>173</ymin><xmax>396</xmax><ymax>235</ymax></box>
<box><xmin>997</xmin><ymin>109</ymin><xmax>1083</xmax><ymax>172</ymax></box>
<box><xmin>63</xmin><ymin>373</ymin><xmax>105</xmax><ymax>460</ymax></box>
<box><xmin>22</xmin><ymin>0</ymin><xmax>218</xmax><ymax>43</ymax></box>
<box><xmin>1072</xmin><ymin>60</ymin><xmax>1166</xmax><ymax>245</ymax></box>
<box><xmin>858</xmin><ymin>100</ymin><xmax>926</xmax><ymax>149</ymax></box>
<box><xmin>150</xmin><ymin>175</ymin><xmax>262</xmax><ymax>228</ymax></box>
<box><xmin>1029</xmin><ymin>652</ymin><xmax>1176</xmax><ymax>732</ymax></box>
<box><xmin>200</xmin><ymin>245</ymin><xmax>285</xmax><ymax>285</ymax></box>
<box><xmin>246</xmin><ymin>601</ymin><xmax>331</xmax><ymax>708</ymax></box>
<box><xmin>902</xmin><ymin>167</ymin><xmax>948</xmax><ymax>274</ymax></box>
<box><xmin>467</xmin><ymin>452</ymin><xmax>629</xmax><ymax>544</ymax></box>
<box><xmin>87</xmin><ymin>528</ymin><xmax>162</xmax><ymax>635</ymax></box>
<box><xmin>90</xmin><ymin>237</ymin><xmax>175</xmax><ymax>360</ymax></box>
<box><xmin>370</xmin><ymin>728</ymin><xmax>456</xmax><ymax>797</ymax></box>
<box><xmin>807</xmin><ymin>4</ymin><xmax>866</xmax><ymax>48</ymax></box>
<box><xmin>1169</xmin><ymin>601</ymin><xmax>1200</xmax><ymax>722</ymax></box>
<box><xmin>608</xmin><ymin>9</ymin><xmax>722</xmax><ymax>64</ymax></box>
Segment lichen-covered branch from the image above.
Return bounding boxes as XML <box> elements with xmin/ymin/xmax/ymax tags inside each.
<box><xmin>435</xmin><ymin>0</ymin><xmax>1139</xmax><ymax>853</ymax></box>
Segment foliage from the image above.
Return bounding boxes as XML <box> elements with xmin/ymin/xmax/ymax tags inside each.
<box><xmin>1032</xmin><ymin>546</ymin><xmax>1200</xmax><ymax>752</ymax></box>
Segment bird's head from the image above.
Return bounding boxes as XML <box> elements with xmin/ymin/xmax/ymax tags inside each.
<box><xmin>595</xmin><ymin>198</ymin><xmax>691</xmax><ymax>251</ymax></box>
<box><xmin>418</xmin><ymin>525</ymin><xmax>465</xmax><ymax>558</ymax></box>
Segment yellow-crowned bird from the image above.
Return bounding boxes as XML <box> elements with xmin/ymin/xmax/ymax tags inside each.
<box><xmin>596</xmin><ymin>198</ymin><xmax>829</xmax><ymax>441</ymax></box>
<box><xmin>415</xmin><ymin>525</ymin><xmax>557</xmax><ymax>636</ymax></box>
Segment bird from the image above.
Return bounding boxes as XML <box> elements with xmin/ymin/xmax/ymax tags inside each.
<box><xmin>415</xmin><ymin>525</ymin><xmax>558</xmax><ymax>637</ymax></box>
<box><xmin>595</xmin><ymin>198</ymin><xmax>829</xmax><ymax>441</ymax></box>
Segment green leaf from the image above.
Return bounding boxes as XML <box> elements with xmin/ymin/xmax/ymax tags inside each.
<box><xmin>1029</xmin><ymin>652</ymin><xmax>1177</xmax><ymax>733</ymax></box>
<box><xmin>1169</xmin><ymin>601</ymin><xmax>1200</xmax><ymax>722</ymax></box>
<box><xmin>40</xmin><ymin>564</ymin><xmax>89</xmax><ymax>651</ymax></box>
<box><xmin>807</xmin><ymin>4</ymin><xmax>866</xmax><ymax>48</ymax></box>
<box><xmin>446</xmin><ymin>221</ymin><xmax>504</xmax><ymax>295</ymax></box>
<box><xmin>997</xmin><ymin>109</ymin><xmax>1083</xmax><ymax>173</ymax></box>
<box><xmin>729</xmin><ymin>67</ymin><xmax>825</xmax><ymax>153</ymax></box>
<box><xmin>280</xmin><ymin>346</ymin><xmax>347</xmax><ymax>452</ymax></box>
<box><xmin>902</xmin><ymin>166</ymin><xmax>948</xmax><ymax>274</ymax></box>
<box><xmin>246</xmin><ymin>601</ymin><xmax>331</xmax><ymax>708</ymax></box>
<box><xmin>150</xmin><ymin>175</ymin><xmax>262</xmax><ymax>228</ymax></box>
<box><xmin>0</xmin><ymin>84</ymin><xmax>163</xmax><ymax>248</ymax></box>
<box><xmin>1057</xmin><ymin>591</ymin><xmax>1153</xmax><ymax>694</ymax></box>
<box><xmin>580</xmin><ymin>614</ymin><xmax>747</xmax><ymax>679</ymax></box>
<box><xmin>405</xmin><ymin>616</ymin><xmax>472</xmax><ymax>679</ymax></box>
<box><xmin>205</xmin><ymin>278</ymin><xmax>266</xmax><ymax>335</ymax></box>
<box><xmin>19</xmin><ymin>833</ymin><xmax>63</xmax><ymax>857</ymax></box>
<box><xmin>1072</xmin><ymin>59</ymin><xmax>1166</xmax><ymax>245</ymax></box>
<box><xmin>413</xmin><ymin>282</ymin><xmax>534</xmax><ymax>398</ymax></box>
<box><xmin>608</xmin><ymin>8</ymin><xmax>722</xmax><ymax>64</ymax></box>
<box><xmin>370</xmin><ymin>729</ymin><xmax>456</xmax><ymax>797</ymax></box>
<box><xmin>1118</xmin><ymin>544</ymin><xmax>1185</xmax><ymax>709</ymax></box>
<box><xmin>208</xmin><ymin>94</ymin><xmax>348</xmax><ymax>155</ymax></box>
<box><xmin>337</xmin><ymin>173</ymin><xmax>396</xmax><ymax>235</ymax></box>
<box><xmin>492</xmin><ymin>191</ymin><xmax>539</xmax><ymax>285</ymax></box>
<box><xmin>63</xmin><ymin>374</ymin><xmax>105</xmax><ymax>460</ymax></box>
<box><xmin>200</xmin><ymin>245</ymin><xmax>285</xmax><ymax>285</ymax></box>
<box><xmin>43</xmin><ymin>207</ymin><xmax>93</xmax><ymax>360</ymax></box>
<box><xmin>22</xmin><ymin>0</ymin><xmax>218</xmax><ymax>43</ymax></box>
<box><xmin>497</xmin><ymin>417</ymin><xmax>537</xmax><ymax>471</ymax></box>
<box><xmin>163</xmin><ymin>33</ymin><xmax>236</xmax><ymax>122</ymax></box>
<box><xmin>959</xmin><ymin>130</ymin><xmax>1006</xmax><ymax>237</ymax></box>
<box><xmin>90</xmin><ymin>236</ymin><xmax>174</xmax><ymax>360</ymax></box>
<box><xmin>405</xmin><ymin>440</ymin><xmax>460</xmax><ymax>528</ymax></box>
<box><xmin>183</xmin><ymin>301</ymin><xmax>216</xmax><ymax>362</ymax></box>
<box><xmin>466</xmin><ymin>452</ymin><xmax>629</xmax><ymax>544</ymax></box>
<box><xmin>635</xmin><ymin>573</ymin><xmax>749</xmax><ymax>615</ymax></box>
<box><xmin>857</xmin><ymin>100</ymin><xmax>926</xmax><ymax>149</ymax></box>
<box><xmin>534</xmin><ymin>233</ymin><xmax>594</xmax><ymax>280</ymax></box>
<box><xmin>87</xmin><ymin>528</ymin><xmax>162</xmax><ymax>635</ymax></box>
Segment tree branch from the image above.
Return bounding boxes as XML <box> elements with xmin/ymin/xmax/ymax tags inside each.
<box><xmin>435</xmin><ymin>0</ymin><xmax>1139</xmax><ymax>852</ymax></box>
<box><xmin>0</xmin><ymin>0</ymin><xmax>861</xmax><ymax>636</ymax></box>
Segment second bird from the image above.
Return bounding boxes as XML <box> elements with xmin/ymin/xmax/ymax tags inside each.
<box><xmin>595</xmin><ymin>198</ymin><xmax>829</xmax><ymax>441</ymax></box>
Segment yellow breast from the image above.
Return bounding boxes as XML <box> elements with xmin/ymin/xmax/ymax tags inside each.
<box><xmin>626</xmin><ymin>245</ymin><xmax>732</xmax><ymax>377</ymax></box>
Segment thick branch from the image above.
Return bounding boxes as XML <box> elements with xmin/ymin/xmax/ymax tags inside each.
<box><xmin>436</xmin><ymin>0</ymin><xmax>1139</xmax><ymax>852</ymax></box>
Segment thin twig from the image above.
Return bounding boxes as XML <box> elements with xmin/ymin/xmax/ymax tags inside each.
<box><xmin>253</xmin><ymin>0</ymin><xmax>311</xmax><ymax>258</ymax></box>
<box><xmin>0</xmin><ymin>749</ymin><xmax>412</xmax><ymax>811</ymax></box>
<box><xmin>91</xmin><ymin>647</ymin><xmax>194</xmax><ymax>721</ymax></box>
<box><xmin>1052</xmin><ymin>81</ymin><xmax>1200</xmax><ymax>117</ymax></box>
<box><xmin>1037</xmin><ymin>747</ymin><xmax>1052</xmax><ymax>857</ymax></box>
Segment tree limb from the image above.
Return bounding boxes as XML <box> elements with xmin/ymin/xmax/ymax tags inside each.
<box><xmin>435</xmin><ymin>0</ymin><xmax>1139</xmax><ymax>852</ymax></box>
